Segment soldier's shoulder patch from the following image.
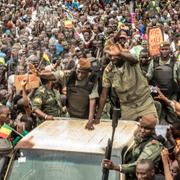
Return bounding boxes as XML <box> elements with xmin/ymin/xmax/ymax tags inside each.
<box><xmin>33</xmin><ymin>97</ymin><xmax>42</xmax><ymax>104</ymax></box>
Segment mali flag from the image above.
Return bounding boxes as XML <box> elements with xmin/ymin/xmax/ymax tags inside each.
<box><xmin>0</xmin><ymin>123</ymin><xmax>13</xmax><ymax>138</ymax></box>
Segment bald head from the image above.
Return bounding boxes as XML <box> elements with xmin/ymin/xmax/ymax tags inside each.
<box><xmin>140</xmin><ymin>114</ymin><xmax>157</xmax><ymax>129</ymax></box>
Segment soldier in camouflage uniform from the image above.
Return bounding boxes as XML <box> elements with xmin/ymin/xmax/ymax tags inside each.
<box><xmin>146</xmin><ymin>42</ymin><xmax>180</xmax><ymax>123</ymax></box>
<box><xmin>38</xmin><ymin>58</ymin><xmax>99</xmax><ymax>130</ymax></box>
<box><xmin>102</xmin><ymin>114</ymin><xmax>163</xmax><ymax>180</ymax></box>
<box><xmin>32</xmin><ymin>78</ymin><xmax>62</xmax><ymax>123</ymax></box>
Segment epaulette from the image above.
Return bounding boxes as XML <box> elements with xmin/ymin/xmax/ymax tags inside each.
<box><xmin>104</xmin><ymin>62</ymin><xmax>113</xmax><ymax>73</ymax></box>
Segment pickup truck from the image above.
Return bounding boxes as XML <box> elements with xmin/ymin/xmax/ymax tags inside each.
<box><xmin>3</xmin><ymin>119</ymin><xmax>138</xmax><ymax>180</ymax></box>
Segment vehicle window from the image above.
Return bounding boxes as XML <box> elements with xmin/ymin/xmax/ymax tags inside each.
<box><xmin>7</xmin><ymin>150</ymin><xmax>120</xmax><ymax>180</ymax></box>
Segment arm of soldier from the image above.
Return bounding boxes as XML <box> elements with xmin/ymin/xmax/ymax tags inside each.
<box><xmin>32</xmin><ymin>92</ymin><xmax>54</xmax><ymax>120</ymax></box>
<box><xmin>94</xmin><ymin>70</ymin><xmax>110</xmax><ymax>124</ymax></box>
<box><xmin>85</xmin><ymin>82</ymin><xmax>99</xmax><ymax>130</ymax></box>
<box><xmin>85</xmin><ymin>99</ymin><xmax>96</xmax><ymax>130</ymax></box>
<box><xmin>121</xmin><ymin>141</ymin><xmax>163</xmax><ymax>174</ymax></box>
<box><xmin>120</xmin><ymin>49</ymin><xmax>138</xmax><ymax>65</ymax></box>
<box><xmin>146</xmin><ymin>60</ymin><xmax>154</xmax><ymax>81</ymax></box>
<box><xmin>105</xmin><ymin>45</ymin><xmax>138</xmax><ymax>65</ymax></box>
<box><xmin>39</xmin><ymin>71</ymin><xmax>56</xmax><ymax>80</ymax></box>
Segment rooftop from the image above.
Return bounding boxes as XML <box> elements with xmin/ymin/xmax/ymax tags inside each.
<box><xmin>16</xmin><ymin>119</ymin><xmax>138</xmax><ymax>154</ymax></box>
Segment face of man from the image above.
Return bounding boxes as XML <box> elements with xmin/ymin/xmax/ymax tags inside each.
<box><xmin>0</xmin><ymin>107</ymin><xmax>11</xmax><ymax>125</ymax></box>
<box><xmin>11</xmin><ymin>48</ymin><xmax>19</xmax><ymax>57</ymax></box>
<box><xmin>84</xmin><ymin>32</ymin><xmax>90</xmax><ymax>41</ymax></box>
<box><xmin>140</xmin><ymin>51</ymin><xmax>150</xmax><ymax>66</ymax></box>
<box><xmin>76</xmin><ymin>69</ymin><xmax>89</xmax><ymax>81</ymax></box>
<box><xmin>160</xmin><ymin>46</ymin><xmax>170</xmax><ymax>59</ymax></box>
<box><xmin>139</xmin><ymin>116</ymin><xmax>155</xmax><ymax>139</ymax></box>
<box><xmin>109</xmin><ymin>54</ymin><xmax>125</xmax><ymax>67</ymax></box>
<box><xmin>170</xmin><ymin>160</ymin><xmax>179</xmax><ymax>178</ymax></box>
<box><xmin>136</xmin><ymin>163</ymin><xmax>155</xmax><ymax>180</ymax></box>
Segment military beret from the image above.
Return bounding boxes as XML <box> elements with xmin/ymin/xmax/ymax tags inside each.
<box><xmin>77</xmin><ymin>58</ymin><xmax>91</xmax><ymax>71</ymax></box>
<box><xmin>160</xmin><ymin>41</ymin><xmax>170</xmax><ymax>47</ymax></box>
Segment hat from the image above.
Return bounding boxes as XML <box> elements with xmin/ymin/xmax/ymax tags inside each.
<box><xmin>77</xmin><ymin>58</ymin><xmax>91</xmax><ymax>71</ymax></box>
<box><xmin>160</xmin><ymin>41</ymin><xmax>170</xmax><ymax>47</ymax></box>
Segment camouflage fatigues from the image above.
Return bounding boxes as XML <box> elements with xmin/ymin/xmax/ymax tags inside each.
<box><xmin>147</xmin><ymin>58</ymin><xmax>180</xmax><ymax>123</ymax></box>
<box><xmin>32</xmin><ymin>86</ymin><xmax>62</xmax><ymax>117</ymax></box>
<box><xmin>122</xmin><ymin>135</ymin><xmax>163</xmax><ymax>175</ymax></box>
<box><xmin>103</xmin><ymin>61</ymin><xmax>157</xmax><ymax>120</ymax></box>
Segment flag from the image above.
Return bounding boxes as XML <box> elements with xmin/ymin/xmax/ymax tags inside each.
<box><xmin>43</xmin><ymin>53</ymin><xmax>50</xmax><ymax>63</ymax></box>
<box><xmin>0</xmin><ymin>123</ymin><xmax>13</xmax><ymax>138</ymax></box>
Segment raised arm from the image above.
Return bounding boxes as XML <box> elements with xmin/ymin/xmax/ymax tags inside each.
<box><xmin>104</xmin><ymin>44</ymin><xmax>138</xmax><ymax>65</ymax></box>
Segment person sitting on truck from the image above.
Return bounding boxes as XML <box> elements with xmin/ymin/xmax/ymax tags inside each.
<box><xmin>136</xmin><ymin>159</ymin><xmax>165</xmax><ymax>180</ymax></box>
<box><xmin>102</xmin><ymin>114</ymin><xmax>163</xmax><ymax>179</ymax></box>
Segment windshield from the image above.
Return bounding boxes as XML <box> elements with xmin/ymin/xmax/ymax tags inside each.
<box><xmin>7</xmin><ymin>149</ymin><xmax>120</xmax><ymax>180</ymax></box>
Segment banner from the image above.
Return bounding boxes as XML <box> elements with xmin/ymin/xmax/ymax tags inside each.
<box><xmin>14</xmin><ymin>74</ymin><xmax>40</xmax><ymax>91</ymax></box>
<box><xmin>148</xmin><ymin>27</ymin><xmax>164</xmax><ymax>56</ymax></box>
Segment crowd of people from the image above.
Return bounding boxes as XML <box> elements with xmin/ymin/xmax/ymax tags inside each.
<box><xmin>0</xmin><ymin>0</ymin><xmax>179</xmax><ymax>179</ymax></box>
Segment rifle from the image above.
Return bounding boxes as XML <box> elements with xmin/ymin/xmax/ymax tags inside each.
<box><xmin>102</xmin><ymin>108</ymin><xmax>120</xmax><ymax>180</ymax></box>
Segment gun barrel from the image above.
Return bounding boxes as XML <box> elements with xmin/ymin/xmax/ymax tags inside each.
<box><xmin>112</xmin><ymin>108</ymin><xmax>120</xmax><ymax>128</ymax></box>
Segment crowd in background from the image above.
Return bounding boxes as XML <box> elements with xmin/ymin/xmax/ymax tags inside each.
<box><xmin>0</xmin><ymin>0</ymin><xmax>180</xmax><ymax>180</ymax></box>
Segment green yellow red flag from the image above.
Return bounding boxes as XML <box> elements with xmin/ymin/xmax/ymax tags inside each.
<box><xmin>0</xmin><ymin>123</ymin><xmax>13</xmax><ymax>138</ymax></box>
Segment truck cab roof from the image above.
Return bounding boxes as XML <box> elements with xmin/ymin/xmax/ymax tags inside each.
<box><xmin>16</xmin><ymin>119</ymin><xmax>138</xmax><ymax>154</ymax></box>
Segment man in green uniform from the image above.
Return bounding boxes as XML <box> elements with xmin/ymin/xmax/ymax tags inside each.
<box><xmin>32</xmin><ymin>78</ymin><xmax>62</xmax><ymax>122</ymax></box>
<box><xmin>38</xmin><ymin>58</ymin><xmax>99</xmax><ymax>130</ymax></box>
<box><xmin>146</xmin><ymin>41</ymin><xmax>180</xmax><ymax>123</ymax></box>
<box><xmin>102</xmin><ymin>114</ymin><xmax>163</xmax><ymax>179</ymax></box>
<box><xmin>95</xmin><ymin>43</ymin><xmax>157</xmax><ymax>122</ymax></box>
